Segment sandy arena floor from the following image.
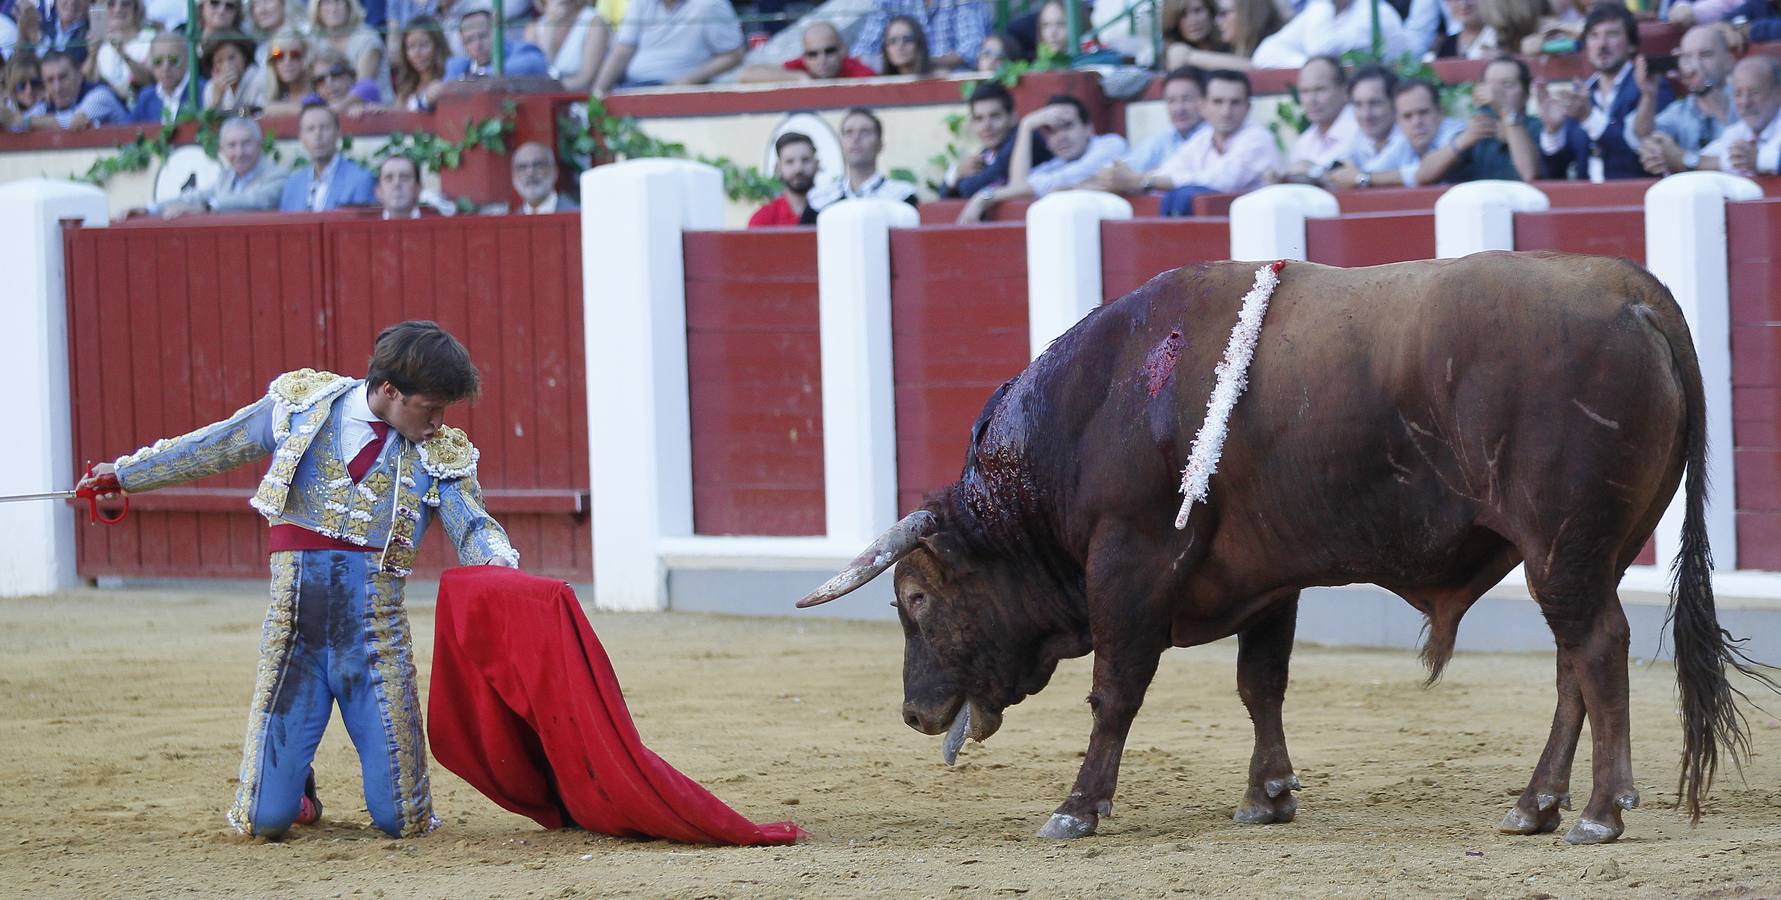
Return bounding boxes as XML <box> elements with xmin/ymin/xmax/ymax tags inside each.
<box><xmin>2</xmin><ymin>585</ymin><xmax>1779</xmax><ymax>899</ymax></box>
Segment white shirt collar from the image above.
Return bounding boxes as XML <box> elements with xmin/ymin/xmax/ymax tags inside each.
<box><xmin>346</xmin><ymin>382</ymin><xmax>381</xmax><ymax>425</ymax></box>
<box><xmin>522</xmin><ymin>193</ymin><xmax>558</xmax><ymax>214</ymax></box>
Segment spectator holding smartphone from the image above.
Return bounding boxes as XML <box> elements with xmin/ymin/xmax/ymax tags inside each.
<box><xmin>1416</xmin><ymin>56</ymin><xmax>1541</xmax><ymax>183</ymax></box>
<box><xmin>1629</xmin><ymin>24</ymin><xmax>1738</xmax><ymax>174</ymax></box>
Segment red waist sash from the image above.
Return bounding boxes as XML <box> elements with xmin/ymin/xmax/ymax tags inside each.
<box><xmin>268</xmin><ymin>523</ymin><xmax>376</xmax><ymax>553</ymax></box>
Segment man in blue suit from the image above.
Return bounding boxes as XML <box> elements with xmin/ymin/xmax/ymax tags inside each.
<box><xmin>444</xmin><ymin>8</ymin><xmax>550</xmax><ymax>80</ymax></box>
<box><xmin>130</xmin><ymin>33</ymin><xmax>204</xmax><ymax>125</ymax></box>
<box><xmin>280</xmin><ymin>104</ymin><xmax>378</xmax><ymax>212</ymax></box>
<box><xmin>1537</xmin><ymin>3</ymin><xmax>1662</xmax><ymax>181</ymax></box>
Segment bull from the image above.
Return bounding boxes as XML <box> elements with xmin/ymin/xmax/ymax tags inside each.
<box><xmin>797</xmin><ymin>252</ymin><xmax>1773</xmax><ymax>845</ymax></box>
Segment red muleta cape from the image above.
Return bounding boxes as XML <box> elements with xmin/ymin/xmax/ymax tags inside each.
<box><xmin>427</xmin><ymin>567</ymin><xmax>804</xmax><ymax>845</ymax></box>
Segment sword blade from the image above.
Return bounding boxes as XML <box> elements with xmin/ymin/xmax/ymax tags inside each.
<box><xmin>0</xmin><ymin>491</ymin><xmax>79</xmax><ymax>503</ymax></box>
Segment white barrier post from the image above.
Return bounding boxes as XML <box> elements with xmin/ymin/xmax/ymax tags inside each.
<box><xmin>1025</xmin><ymin>191</ymin><xmax>1133</xmax><ymax>359</ymax></box>
<box><xmin>0</xmin><ymin>180</ymin><xmax>108</xmax><ymax>598</ymax></box>
<box><xmin>1228</xmin><ymin>184</ymin><xmax>1339</xmax><ymax>261</ymax></box>
<box><xmin>817</xmin><ymin>199</ymin><xmax>918</xmax><ymax>546</ymax></box>
<box><xmin>581</xmin><ymin>160</ymin><xmax>723</xmax><ymax>611</ymax></box>
<box><xmin>1644</xmin><ymin>172</ymin><xmax>1759</xmax><ymax>572</ymax></box>
<box><xmin>1433</xmin><ymin>181</ymin><xmax>1550</xmax><ymax>258</ymax></box>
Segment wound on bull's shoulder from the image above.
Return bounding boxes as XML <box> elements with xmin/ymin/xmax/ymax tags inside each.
<box><xmin>1142</xmin><ymin>330</ymin><xmax>1186</xmax><ymax>398</ymax></box>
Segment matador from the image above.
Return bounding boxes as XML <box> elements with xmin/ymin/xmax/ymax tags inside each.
<box><xmin>79</xmin><ymin>320</ymin><xmax>518</xmax><ymax>838</ymax></box>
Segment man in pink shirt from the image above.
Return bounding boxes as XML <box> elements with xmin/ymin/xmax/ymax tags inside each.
<box><xmin>1142</xmin><ymin>69</ymin><xmax>1281</xmax><ymax>216</ymax></box>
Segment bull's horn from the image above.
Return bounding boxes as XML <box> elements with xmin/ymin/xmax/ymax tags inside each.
<box><xmin>795</xmin><ymin>510</ymin><xmax>939</xmax><ymax>608</ymax></box>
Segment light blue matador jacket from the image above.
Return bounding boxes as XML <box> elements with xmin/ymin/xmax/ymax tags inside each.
<box><xmin>112</xmin><ymin>369</ymin><xmax>519</xmax><ymax>574</ymax></box>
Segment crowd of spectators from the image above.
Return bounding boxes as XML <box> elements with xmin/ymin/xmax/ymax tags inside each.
<box><xmin>2</xmin><ymin>0</ymin><xmax>1780</xmax><ymax>221</ymax></box>
<box><xmin>740</xmin><ymin>0</ymin><xmax>1781</xmax><ymax>226</ymax></box>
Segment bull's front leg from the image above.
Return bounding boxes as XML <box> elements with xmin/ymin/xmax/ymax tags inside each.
<box><xmin>1037</xmin><ymin>631</ymin><xmax>1165</xmax><ymax>839</ymax></box>
<box><xmin>1233</xmin><ymin>592</ymin><xmax>1301</xmax><ymax>824</ymax></box>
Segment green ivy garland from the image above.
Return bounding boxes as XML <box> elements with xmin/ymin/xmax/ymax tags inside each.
<box><xmin>78</xmin><ymin>104</ymin><xmax>516</xmax><ymax>188</ymax></box>
<box><xmin>564</xmin><ymin>97</ymin><xmax>781</xmax><ymax>204</ymax></box>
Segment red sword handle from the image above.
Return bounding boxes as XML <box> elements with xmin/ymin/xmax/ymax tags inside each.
<box><xmin>75</xmin><ymin>464</ymin><xmax>128</xmax><ymax>525</ymax></box>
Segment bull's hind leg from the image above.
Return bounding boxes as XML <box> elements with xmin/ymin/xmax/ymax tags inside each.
<box><xmin>1233</xmin><ymin>592</ymin><xmax>1301</xmax><ymax>824</ymax></box>
<box><xmin>1498</xmin><ymin>652</ymin><xmax>1583</xmax><ymax>835</ymax></box>
<box><xmin>1520</xmin><ymin>567</ymin><xmax>1639</xmax><ymax>844</ymax></box>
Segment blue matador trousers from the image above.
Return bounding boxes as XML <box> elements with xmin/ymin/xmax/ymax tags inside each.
<box><xmin>227</xmin><ymin>550</ymin><xmax>436</xmax><ymax>837</ymax></box>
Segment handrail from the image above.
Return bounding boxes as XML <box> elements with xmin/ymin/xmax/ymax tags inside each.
<box><xmin>1078</xmin><ymin>0</ymin><xmax>1164</xmax><ymax>65</ymax></box>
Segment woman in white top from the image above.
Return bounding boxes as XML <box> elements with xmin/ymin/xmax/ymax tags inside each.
<box><xmin>525</xmin><ymin>0</ymin><xmax>608</xmax><ymax>91</ymax></box>
<box><xmin>86</xmin><ymin>0</ymin><xmax>156</xmax><ymax>100</ymax></box>
<box><xmin>311</xmin><ymin>0</ymin><xmax>384</xmax><ymax>91</ymax></box>
<box><xmin>203</xmin><ymin>34</ymin><xmax>268</xmax><ymax>111</ymax></box>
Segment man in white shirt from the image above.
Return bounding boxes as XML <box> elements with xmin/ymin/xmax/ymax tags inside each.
<box><xmin>1144</xmin><ymin>70</ymin><xmax>1281</xmax><ymax>215</ymax></box>
<box><xmin>1250</xmin><ymin>0</ymin><xmax>1411</xmax><ymax>70</ymax></box>
<box><xmin>1701</xmin><ymin>56</ymin><xmax>1781</xmax><ymax>176</ymax></box>
<box><xmin>811</xmin><ymin>107</ymin><xmax>920</xmax><ymax>211</ymax></box>
<box><xmin>1081</xmin><ymin>67</ymin><xmax>1205</xmax><ymax>195</ymax></box>
<box><xmin>1536</xmin><ymin>3</ymin><xmax>1646</xmax><ymax>180</ymax></box>
<box><xmin>957</xmin><ymin>94</ymin><xmax>1127</xmax><ymax>223</ymax></box>
<box><xmin>1277</xmin><ymin>55</ymin><xmax>1358</xmax><ymax>181</ymax></box>
<box><xmin>1326</xmin><ymin>64</ymin><xmax>1404</xmax><ymax>189</ymax></box>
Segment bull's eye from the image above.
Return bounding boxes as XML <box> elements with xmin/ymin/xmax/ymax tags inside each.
<box><xmin>903</xmin><ymin>591</ymin><xmax>926</xmax><ymax>612</ymax></box>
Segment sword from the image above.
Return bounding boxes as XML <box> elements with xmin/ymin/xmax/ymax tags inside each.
<box><xmin>0</xmin><ymin>465</ymin><xmax>130</xmax><ymax>524</ymax></box>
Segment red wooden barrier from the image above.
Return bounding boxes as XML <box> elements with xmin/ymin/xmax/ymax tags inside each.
<box><xmin>64</xmin><ymin>213</ymin><xmax>592</xmax><ymax>581</ymax></box>
<box><xmin>1728</xmin><ymin>199</ymin><xmax>1781</xmax><ymax>570</ymax></box>
<box><xmin>919</xmin><ymin>194</ymin><xmax>1162</xmax><ymax>225</ymax></box>
<box><xmin>1306</xmin><ymin>211</ymin><xmax>1436</xmax><ymax>267</ymax></box>
<box><xmin>682</xmin><ymin>229</ymin><xmax>826</xmax><ymax>535</ymax></box>
<box><xmin>890</xmin><ymin>224</ymin><xmax>1030</xmax><ymax>513</ymax></box>
<box><xmin>1512</xmin><ymin>206</ymin><xmax>1645</xmax><ymax>260</ymax></box>
<box><xmin>1100</xmin><ymin>218</ymin><xmax>1230</xmax><ymax>299</ymax></box>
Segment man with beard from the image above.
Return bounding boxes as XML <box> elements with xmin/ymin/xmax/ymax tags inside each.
<box><xmin>511</xmin><ymin>141</ymin><xmax>577</xmax><ymax>214</ymax></box>
<box><xmin>1539</xmin><ymin>2</ymin><xmax>1658</xmax><ymax>180</ymax></box>
<box><xmin>749</xmin><ymin>131</ymin><xmax>820</xmax><ymax>226</ymax></box>
<box><xmin>942</xmin><ymin>81</ymin><xmax>1051</xmax><ymax>199</ymax></box>
<box><xmin>1630</xmin><ymin>24</ymin><xmax>1738</xmax><ymax>174</ymax></box>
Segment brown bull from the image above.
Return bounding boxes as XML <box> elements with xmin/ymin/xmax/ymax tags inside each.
<box><xmin>798</xmin><ymin>251</ymin><xmax>1773</xmax><ymax>845</ymax></box>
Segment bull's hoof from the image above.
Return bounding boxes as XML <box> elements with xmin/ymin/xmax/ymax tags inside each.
<box><xmin>1037</xmin><ymin>813</ymin><xmax>1096</xmax><ymax>840</ymax></box>
<box><xmin>1233</xmin><ymin>775</ymin><xmax>1300</xmax><ymax>824</ymax></box>
<box><xmin>1498</xmin><ymin>791</ymin><xmax>1566</xmax><ymax>835</ymax></box>
<box><xmin>1563</xmin><ymin>817</ymin><xmax>1623</xmax><ymax>845</ymax></box>
<box><xmin>1497</xmin><ymin>806</ymin><xmax>1561</xmax><ymax>835</ymax></box>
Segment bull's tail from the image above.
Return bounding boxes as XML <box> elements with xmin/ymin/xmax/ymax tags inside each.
<box><xmin>1653</xmin><ymin>293</ymin><xmax>1778</xmax><ymax>823</ymax></box>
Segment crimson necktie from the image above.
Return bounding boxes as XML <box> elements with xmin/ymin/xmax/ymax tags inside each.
<box><xmin>349</xmin><ymin>421</ymin><xmax>390</xmax><ymax>483</ymax></box>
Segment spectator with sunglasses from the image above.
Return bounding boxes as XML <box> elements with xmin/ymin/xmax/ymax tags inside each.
<box><xmin>129</xmin><ymin>33</ymin><xmax>203</xmax><ymax>124</ymax></box>
<box><xmin>306</xmin><ymin>45</ymin><xmax>380</xmax><ymax>115</ymax></box>
<box><xmin>738</xmin><ymin>20</ymin><xmax>874</xmax><ymax>83</ymax></box>
<box><xmin>263</xmin><ymin>29</ymin><xmax>314</xmax><ymax>115</ymax></box>
<box><xmin>15</xmin><ymin>48</ymin><xmax>126</xmax><ymax>129</ymax></box>
<box><xmin>854</xmin><ymin>0</ymin><xmax>990</xmax><ymax>71</ymax></box>
<box><xmin>198</xmin><ymin>0</ymin><xmax>248</xmax><ymax>37</ymax></box>
<box><xmin>0</xmin><ymin>50</ymin><xmax>44</xmax><ymax>131</ymax></box>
